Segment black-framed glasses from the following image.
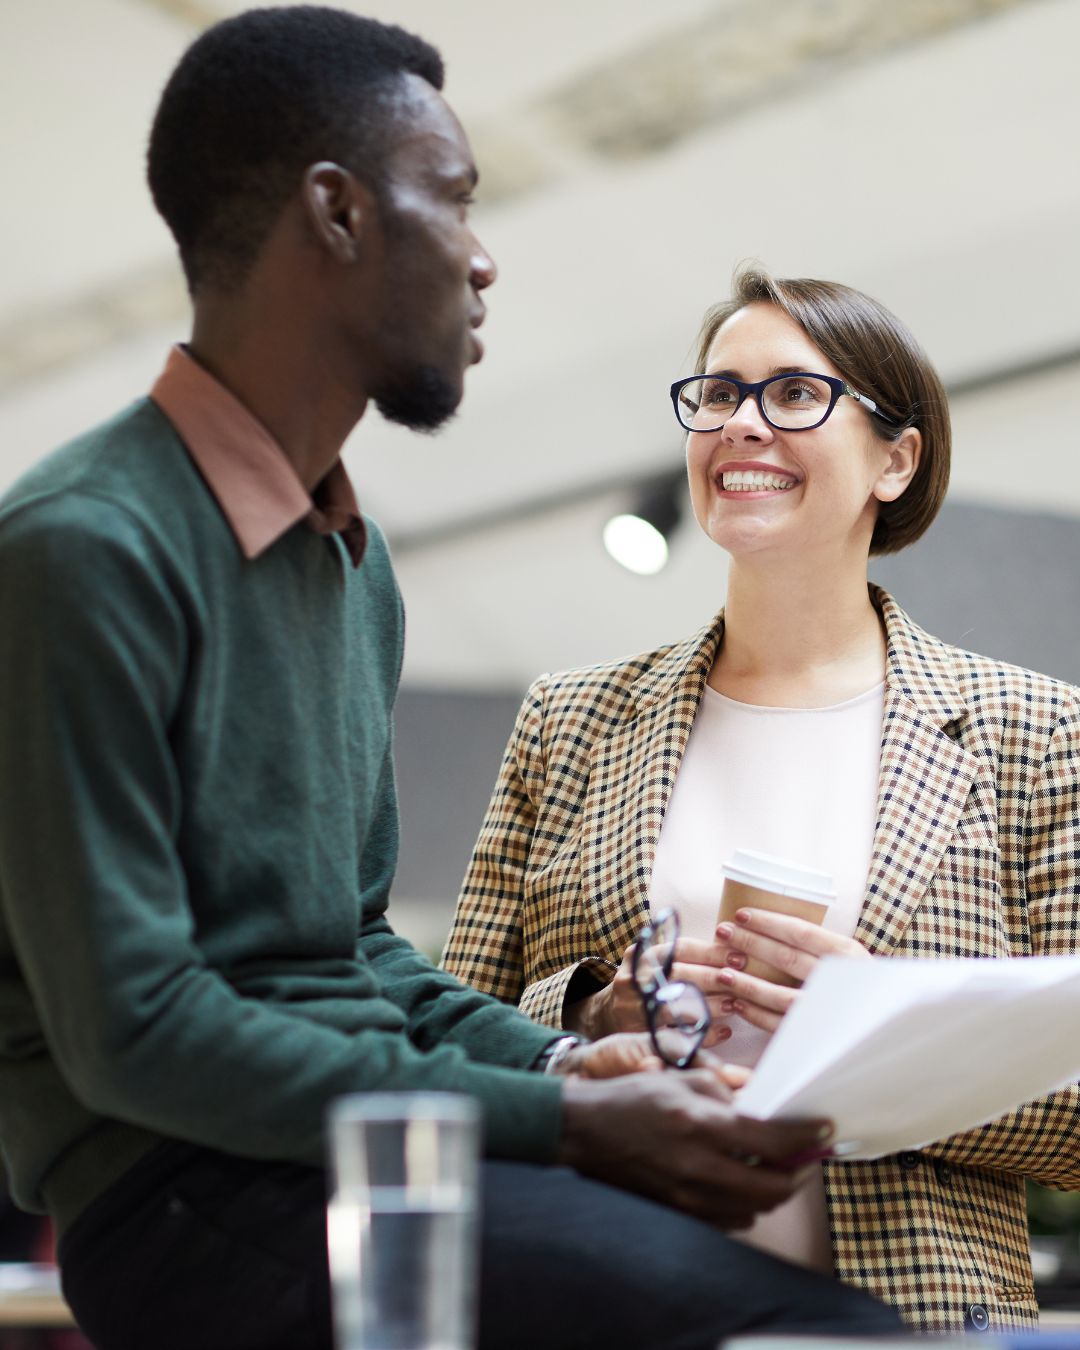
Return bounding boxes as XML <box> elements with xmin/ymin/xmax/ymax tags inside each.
<box><xmin>669</xmin><ymin>371</ymin><xmax>899</xmax><ymax>434</ymax></box>
<box><xmin>631</xmin><ymin>909</ymin><xmax>710</xmax><ymax>1070</ymax></box>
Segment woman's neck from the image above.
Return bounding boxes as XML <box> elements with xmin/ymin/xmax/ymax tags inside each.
<box><xmin>711</xmin><ymin>555</ymin><xmax>887</xmax><ymax>708</ymax></box>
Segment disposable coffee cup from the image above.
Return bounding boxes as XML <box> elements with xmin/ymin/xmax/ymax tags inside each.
<box><xmin>718</xmin><ymin>849</ymin><xmax>836</xmax><ymax>987</ymax></box>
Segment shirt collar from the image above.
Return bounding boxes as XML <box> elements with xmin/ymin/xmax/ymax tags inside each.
<box><xmin>149</xmin><ymin>345</ymin><xmax>367</xmax><ymax>567</ymax></box>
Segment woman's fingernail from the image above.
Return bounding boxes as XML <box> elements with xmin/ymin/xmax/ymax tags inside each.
<box><xmin>734</xmin><ymin>909</ymin><xmax>752</xmax><ymax>925</ymax></box>
<box><xmin>716</xmin><ymin>922</ymin><xmax>734</xmax><ymax>940</ymax></box>
<box><xmin>718</xmin><ymin>969</ymin><xmax>736</xmax><ymax>986</ymax></box>
<box><xmin>719</xmin><ymin>998</ymin><xmax>737</xmax><ymax>1014</ymax></box>
<box><xmin>726</xmin><ymin>952</ymin><xmax>746</xmax><ymax>971</ymax></box>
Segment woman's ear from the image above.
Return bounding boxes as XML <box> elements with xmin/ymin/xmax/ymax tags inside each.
<box><xmin>873</xmin><ymin>426</ymin><xmax>922</xmax><ymax>503</ymax></box>
<box><xmin>301</xmin><ymin>161</ymin><xmax>373</xmax><ymax>263</ymax></box>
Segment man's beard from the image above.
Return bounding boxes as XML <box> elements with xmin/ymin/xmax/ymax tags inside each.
<box><xmin>374</xmin><ymin>363</ymin><xmax>462</xmax><ymax>434</ymax></box>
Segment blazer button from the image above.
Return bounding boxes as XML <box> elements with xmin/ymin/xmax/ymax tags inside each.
<box><xmin>897</xmin><ymin>1151</ymin><xmax>920</xmax><ymax>1170</ymax></box>
<box><xmin>934</xmin><ymin>1159</ymin><xmax>953</xmax><ymax>1185</ymax></box>
<box><xmin>965</xmin><ymin>1304</ymin><xmax>990</xmax><ymax>1333</ymax></box>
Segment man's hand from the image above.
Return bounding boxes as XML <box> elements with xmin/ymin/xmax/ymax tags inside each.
<box><xmin>555</xmin><ymin>1033</ymin><xmax>663</xmax><ymax>1080</ymax></box>
<box><xmin>558</xmin><ymin>1070</ymin><xmax>832</xmax><ymax>1231</ymax></box>
<box><xmin>557</xmin><ymin>1034</ymin><xmax>747</xmax><ymax>1098</ymax></box>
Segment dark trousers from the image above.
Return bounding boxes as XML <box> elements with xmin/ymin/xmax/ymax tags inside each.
<box><xmin>58</xmin><ymin>1144</ymin><xmax>901</xmax><ymax>1350</ymax></box>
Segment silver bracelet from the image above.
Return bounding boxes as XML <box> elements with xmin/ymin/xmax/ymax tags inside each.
<box><xmin>536</xmin><ymin>1034</ymin><xmax>583</xmax><ymax>1076</ymax></box>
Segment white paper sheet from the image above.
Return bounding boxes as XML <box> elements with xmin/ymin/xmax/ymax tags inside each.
<box><xmin>735</xmin><ymin>955</ymin><xmax>1080</xmax><ymax>1159</ymax></box>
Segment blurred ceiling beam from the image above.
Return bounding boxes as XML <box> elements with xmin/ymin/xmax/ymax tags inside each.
<box><xmin>0</xmin><ymin>264</ymin><xmax>187</xmax><ymax>396</ymax></box>
<box><xmin>470</xmin><ymin>0</ymin><xmax>1042</xmax><ymax>201</ymax></box>
<box><xmin>0</xmin><ymin>0</ymin><xmax>1043</xmax><ymax>396</ymax></box>
<box><xmin>137</xmin><ymin>0</ymin><xmax>218</xmax><ymax>24</ymax></box>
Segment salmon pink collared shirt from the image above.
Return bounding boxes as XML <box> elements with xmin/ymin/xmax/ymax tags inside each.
<box><xmin>150</xmin><ymin>345</ymin><xmax>367</xmax><ymax>567</ymax></box>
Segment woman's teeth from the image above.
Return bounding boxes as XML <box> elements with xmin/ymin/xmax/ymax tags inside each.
<box><xmin>721</xmin><ymin>470</ymin><xmax>797</xmax><ymax>492</ymax></box>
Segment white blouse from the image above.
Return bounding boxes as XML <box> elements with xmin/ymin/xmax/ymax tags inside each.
<box><xmin>649</xmin><ymin>680</ymin><xmax>884</xmax><ymax>1272</ymax></box>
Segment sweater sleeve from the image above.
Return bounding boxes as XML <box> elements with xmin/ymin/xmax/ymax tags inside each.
<box><xmin>354</xmin><ymin>744</ymin><xmax>566</xmax><ymax>1066</ymax></box>
<box><xmin>0</xmin><ymin>497</ymin><xmax>563</xmax><ymax>1165</ymax></box>
<box><xmin>924</xmin><ymin>695</ymin><xmax>1080</xmax><ymax>1186</ymax></box>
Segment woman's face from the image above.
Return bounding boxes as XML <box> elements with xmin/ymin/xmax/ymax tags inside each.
<box><xmin>685</xmin><ymin>302</ymin><xmax>913</xmax><ymax>567</ymax></box>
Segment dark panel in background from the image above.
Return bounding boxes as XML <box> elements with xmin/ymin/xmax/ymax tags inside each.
<box><xmin>871</xmin><ymin>500</ymin><xmax>1080</xmax><ymax>684</ymax></box>
<box><xmin>394</xmin><ymin>687</ymin><xmax>520</xmax><ymax>911</ymax></box>
<box><xmin>394</xmin><ymin>500</ymin><xmax>1080</xmax><ymax>913</ymax></box>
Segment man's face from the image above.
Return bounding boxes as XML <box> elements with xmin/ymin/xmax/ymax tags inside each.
<box><xmin>366</xmin><ymin>76</ymin><xmax>496</xmax><ymax>432</ymax></box>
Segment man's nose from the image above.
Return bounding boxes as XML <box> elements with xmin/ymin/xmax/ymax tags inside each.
<box><xmin>471</xmin><ymin>236</ymin><xmax>497</xmax><ymax>290</ymax></box>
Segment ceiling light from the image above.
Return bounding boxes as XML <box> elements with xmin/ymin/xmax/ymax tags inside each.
<box><xmin>603</xmin><ymin>475</ymin><xmax>682</xmax><ymax>576</ymax></box>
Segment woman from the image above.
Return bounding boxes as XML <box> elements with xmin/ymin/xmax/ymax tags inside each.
<box><xmin>442</xmin><ymin>268</ymin><xmax>1080</xmax><ymax>1332</ymax></box>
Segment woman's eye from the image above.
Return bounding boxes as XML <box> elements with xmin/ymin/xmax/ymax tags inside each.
<box><xmin>703</xmin><ymin>381</ymin><xmax>737</xmax><ymax>406</ymax></box>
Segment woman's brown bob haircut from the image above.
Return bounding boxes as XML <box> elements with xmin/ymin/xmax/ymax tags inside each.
<box><xmin>694</xmin><ymin>267</ymin><xmax>950</xmax><ymax>555</ymax></box>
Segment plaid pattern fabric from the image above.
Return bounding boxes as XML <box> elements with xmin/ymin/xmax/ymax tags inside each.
<box><xmin>442</xmin><ymin>587</ymin><xmax>1080</xmax><ymax>1331</ymax></box>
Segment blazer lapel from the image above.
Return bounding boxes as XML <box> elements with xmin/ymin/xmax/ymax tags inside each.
<box><xmin>856</xmin><ymin>589</ymin><xmax>981</xmax><ymax>955</ymax></box>
<box><xmin>578</xmin><ymin>615</ymin><xmax>723</xmax><ymax>959</ymax></box>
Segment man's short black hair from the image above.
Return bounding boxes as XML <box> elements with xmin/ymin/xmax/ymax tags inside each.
<box><xmin>147</xmin><ymin>5</ymin><xmax>444</xmax><ymax>294</ymax></box>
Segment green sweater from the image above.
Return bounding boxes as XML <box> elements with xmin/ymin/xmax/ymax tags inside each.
<box><xmin>0</xmin><ymin>399</ymin><xmax>562</xmax><ymax>1223</ymax></box>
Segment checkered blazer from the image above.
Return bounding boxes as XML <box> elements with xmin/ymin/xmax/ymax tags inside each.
<box><xmin>443</xmin><ymin>588</ymin><xmax>1080</xmax><ymax>1332</ymax></box>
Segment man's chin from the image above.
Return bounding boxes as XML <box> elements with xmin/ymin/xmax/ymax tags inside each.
<box><xmin>374</xmin><ymin>365</ymin><xmax>463</xmax><ymax>434</ymax></box>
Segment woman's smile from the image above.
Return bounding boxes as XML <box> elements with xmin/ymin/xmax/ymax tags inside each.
<box><xmin>715</xmin><ymin>459</ymin><xmax>802</xmax><ymax>496</ymax></box>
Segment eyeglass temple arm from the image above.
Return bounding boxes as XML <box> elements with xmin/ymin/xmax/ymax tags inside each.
<box><xmin>846</xmin><ymin>383</ymin><xmax>908</xmax><ymax>431</ymax></box>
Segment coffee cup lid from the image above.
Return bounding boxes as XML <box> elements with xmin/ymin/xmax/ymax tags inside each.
<box><xmin>721</xmin><ymin>848</ymin><xmax>836</xmax><ymax>904</ymax></box>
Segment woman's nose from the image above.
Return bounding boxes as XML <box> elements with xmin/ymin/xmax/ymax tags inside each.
<box><xmin>723</xmin><ymin>393</ymin><xmax>774</xmax><ymax>442</ymax></box>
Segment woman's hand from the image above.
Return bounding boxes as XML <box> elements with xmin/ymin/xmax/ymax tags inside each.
<box><xmin>563</xmin><ymin>939</ymin><xmax>734</xmax><ymax>1046</ymax></box>
<box><xmin>714</xmin><ymin>908</ymin><xmax>870</xmax><ymax>1035</ymax></box>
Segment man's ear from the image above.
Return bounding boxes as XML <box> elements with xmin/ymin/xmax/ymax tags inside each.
<box><xmin>873</xmin><ymin>426</ymin><xmax>922</xmax><ymax>503</ymax></box>
<box><xmin>301</xmin><ymin>161</ymin><xmax>373</xmax><ymax>263</ymax></box>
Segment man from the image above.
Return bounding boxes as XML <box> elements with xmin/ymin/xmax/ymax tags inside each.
<box><xmin>0</xmin><ymin>9</ymin><xmax>899</xmax><ymax>1350</ymax></box>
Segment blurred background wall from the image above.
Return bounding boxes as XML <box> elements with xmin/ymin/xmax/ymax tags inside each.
<box><xmin>2</xmin><ymin>0</ymin><xmax>1080</xmax><ymax>953</ymax></box>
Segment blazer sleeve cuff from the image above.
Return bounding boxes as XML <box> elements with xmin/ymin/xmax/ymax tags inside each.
<box><xmin>519</xmin><ymin>958</ymin><xmax>618</xmax><ymax>1030</ymax></box>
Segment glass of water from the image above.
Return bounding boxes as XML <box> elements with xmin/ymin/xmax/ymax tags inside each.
<box><xmin>327</xmin><ymin>1093</ymin><xmax>480</xmax><ymax>1350</ymax></box>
